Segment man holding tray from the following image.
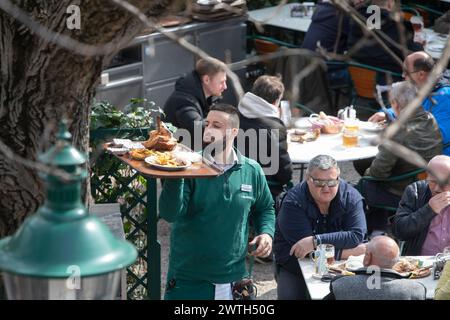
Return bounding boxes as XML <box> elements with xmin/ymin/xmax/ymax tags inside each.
<box><xmin>159</xmin><ymin>103</ymin><xmax>275</xmax><ymax>300</ymax></box>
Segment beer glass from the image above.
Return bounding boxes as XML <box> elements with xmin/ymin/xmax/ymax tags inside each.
<box><xmin>342</xmin><ymin>119</ymin><xmax>359</xmax><ymax>147</ymax></box>
<box><xmin>323</xmin><ymin>244</ymin><xmax>335</xmax><ymax>265</ymax></box>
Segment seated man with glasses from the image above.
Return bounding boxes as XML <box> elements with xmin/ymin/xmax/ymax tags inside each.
<box><xmin>369</xmin><ymin>51</ymin><xmax>450</xmax><ymax>156</ymax></box>
<box><xmin>392</xmin><ymin>155</ymin><xmax>450</xmax><ymax>256</ymax></box>
<box><xmin>358</xmin><ymin>81</ymin><xmax>442</xmax><ymax>236</ymax></box>
<box><xmin>273</xmin><ymin>155</ymin><xmax>367</xmax><ymax>299</ymax></box>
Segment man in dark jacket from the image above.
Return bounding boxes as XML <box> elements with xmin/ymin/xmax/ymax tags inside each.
<box><xmin>301</xmin><ymin>0</ymin><xmax>351</xmax><ymax>90</ymax></box>
<box><xmin>359</xmin><ymin>81</ymin><xmax>442</xmax><ymax>233</ymax></box>
<box><xmin>302</xmin><ymin>0</ymin><xmax>349</xmax><ymax>55</ymax></box>
<box><xmin>274</xmin><ymin>155</ymin><xmax>367</xmax><ymax>299</ymax></box>
<box><xmin>163</xmin><ymin>57</ymin><xmax>227</xmax><ymax>151</ymax></box>
<box><xmin>347</xmin><ymin>0</ymin><xmax>423</xmax><ymax>76</ymax></box>
<box><xmin>237</xmin><ymin>75</ymin><xmax>293</xmax><ymax>198</ymax></box>
<box><xmin>327</xmin><ymin>235</ymin><xmax>426</xmax><ymax>300</ymax></box>
<box><xmin>392</xmin><ymin>155</ymin><xmax>450</xmax><ymax>256</ymax></box>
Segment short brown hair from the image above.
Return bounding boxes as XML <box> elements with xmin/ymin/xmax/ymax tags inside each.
<box><xmin>195</xmin><ymin>58</ymin><xmax>227</xmax><ymax>77</ymax></box>
<box><xmin>251</xmin><ymin>75</ymin><xmax>284</xmax><ymax>104</ymax></box>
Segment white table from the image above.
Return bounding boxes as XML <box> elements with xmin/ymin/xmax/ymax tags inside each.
<box><xmin>298</xmin><ymin>256</ymin><xmax>438</xmax><ymax>300</ymax></box>
<box><xmin>288</xmin><ymin>118</ymin><xmax>380</xmax><ymax>179</ymax></box>
<box><xmin>423</xmin><ymin>28</ymin><xmax>448</xmax><ymax>60</ymax></box>
<box><xmin>248</xmin><ymin>3</ymin><xmax>312</xmax><ymax>33</ymax></box>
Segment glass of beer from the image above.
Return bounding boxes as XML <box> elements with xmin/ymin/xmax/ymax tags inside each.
<box><xmin>342</xmin><ymin>120</ymin><xmax>359</xmax><ymax>147</ymax></box>
<box><xmin>324</xmin><ymin>244</ymin><xmax>335</xmax><ymax>265</ymax></box>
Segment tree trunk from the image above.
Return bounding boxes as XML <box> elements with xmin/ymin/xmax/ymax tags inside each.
<box><xmin>0</xmin><ymin>0</ymin><xmax>179</xmax><ymax>237</ymax></box>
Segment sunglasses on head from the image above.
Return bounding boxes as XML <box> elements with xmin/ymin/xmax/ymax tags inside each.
<box><xmin>309</xmin><ymin>176</ymin><xmax>340</xmax><ymax>188</ymax></box>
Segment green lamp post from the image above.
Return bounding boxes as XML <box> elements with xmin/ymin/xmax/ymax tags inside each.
<box><xmin>0</xmin><ymin>120</ymin><xmax>137</xmax><ymax>299</ymax></box>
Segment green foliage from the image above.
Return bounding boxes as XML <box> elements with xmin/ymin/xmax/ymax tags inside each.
<box><xmin>89</xmin><ymin>99</ymin><xmax>159</xmax><ymax>299</ymax></box>
<box><xmin>90</xmin><ymin>98</ymin><xmax>164</xmax><ymax>130</ymax></box>
<box><xmin>90</xmin><ymin>100</ymin><xmax>125</xmax><ymax>130</ymax></box>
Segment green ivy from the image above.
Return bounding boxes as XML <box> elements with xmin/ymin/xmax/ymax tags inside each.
<box><xmin>90</xmin><ymin>98</ymin><xmax>162</xmax><ymax>130</ymax></box>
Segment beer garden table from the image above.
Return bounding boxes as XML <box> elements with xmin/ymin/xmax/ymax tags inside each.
<box><xmin>298</xmin><ymin>256</ymin><xmax>439</xmax><ymax>300</ymax></box>
<box><xmin>287</xmin><ymin>118</ymin><xmax>380</xmax><ymax>181</ymax></box>
<box><xmin>248</xmin><ymin>3</ymin><xmax>312</xmax><ymax>33</ymax></box>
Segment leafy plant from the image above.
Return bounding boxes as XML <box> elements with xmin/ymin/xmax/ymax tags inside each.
<box><xmin>90</xmin><ymin>98</ymin><xmax>163</xmax><ymax>130</ymax></box>
<box><xmin>89</xmin><ymin>98</ymin><xmax>164</xmax><ymax>300</ymax></box>
<box><xmin>90</xmin><ymin>100</ymin><xmax>126</xmax><ymax>130</ymax></box>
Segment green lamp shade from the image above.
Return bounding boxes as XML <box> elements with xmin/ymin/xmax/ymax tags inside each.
<box><xmin>0</xmin><ymin>120</ymin><xmax>137</xmax><ymax>299</ymax></box>
<box><xmin>0</xmin><ymin>208</ymin><xmax>137</xmax><ymax>299</ymax></box>
<box><xmin>0</xmin><ymin>210</ymin><xmax>137</xmax><ymax>278</ymax></box>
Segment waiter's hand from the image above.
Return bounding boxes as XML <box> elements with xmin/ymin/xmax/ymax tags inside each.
<box><xmin>249</xmin><ymin>234</ymin><xmax>273</xmax><ymax>258</ymax></box>
<box><xmin>290</xmin><ymin>236</ymin><xmax>314</xmax><ymax>259</ymax></box>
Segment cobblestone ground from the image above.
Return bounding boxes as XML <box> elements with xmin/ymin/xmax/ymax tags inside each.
<box><xmin>157</xmin><ymin>161</ymin><xmax>362</xmax><ymax>300</ymax></box>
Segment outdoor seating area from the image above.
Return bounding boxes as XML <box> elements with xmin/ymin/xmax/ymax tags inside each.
<box><xmin>2</xmin><ymin>0</ymin><xmax>450</xmax><ymax>309</ymax></box>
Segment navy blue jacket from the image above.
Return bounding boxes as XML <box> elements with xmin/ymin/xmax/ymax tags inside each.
<box><xmin>273</xmin><ymin>180</ymin><xmax>367</xmax><ymax>274</ymax></box>
<box><xmin>302</xmin><ymin>2</ymin><xmax>349</xmax><ymax>55</ymax></box>
<box><xmin>347</xmin><ymin>7</ymin><xmax>423</xmax><ymax>74</ymax></box>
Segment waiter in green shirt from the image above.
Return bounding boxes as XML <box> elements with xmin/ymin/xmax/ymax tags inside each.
<box><xmin>159</xmin><ymin>103</ymin><xmax>275</xmax><ymax>300</ymax></box>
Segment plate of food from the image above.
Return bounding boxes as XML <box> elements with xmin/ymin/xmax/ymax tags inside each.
<box><xmin>144</xmin><ymin>152</ymin><xmax>191</xmax><ymax>171</ymax></box>
<box><xmin>289</xmin><ymin>129</ymin><xmax>320</xmax><ymax>143</ymax></box>
<box><xmin>359</xmin><ymin>121</ymin><xmax>386</xmax><ymax>132</ymax></box>
<box><xmin>309</xmin><ymin>111</ymin><xmax>344</xmax><ymax>134</ymax></box>
<box><xmin>129</xmin><ymin>148</ymin><xmax>156</xmax><ymax>160</ymax></box>
<box><xmin>393</xmin><ymin>258</ymin><xmax>432</xmax><ymax>279</ymax></box>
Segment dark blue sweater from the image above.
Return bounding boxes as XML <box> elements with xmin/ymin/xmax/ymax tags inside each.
<box><xmin>301</xmin><ymin>3</ymin><xmax>349</xmax><ymax>54</ymax></box>
<box><xmin>273</xmin><ymin>180</ymin><xmax>367</xmax><ymax>274</ymax></box>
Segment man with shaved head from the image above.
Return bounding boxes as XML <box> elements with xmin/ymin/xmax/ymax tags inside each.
<box><xmin>327</xmin><ymin>236</ymin><xmax>427</xmax><ymax>300</ymax></box>
<box><xmin>393</xmin><ymin>155</ymin><xmax>450</xmax><ymax>255</ymax></box>
<box><xmin>370</xmin><ymin>51</ymin><xmax>450</xmax><ymax>155</ymax></box>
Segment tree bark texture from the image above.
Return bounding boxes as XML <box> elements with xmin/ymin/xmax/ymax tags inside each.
<box><xmin>0</xmin><ymin>0</ymin><xmax>179</xmax><ymax>237</ymax></box>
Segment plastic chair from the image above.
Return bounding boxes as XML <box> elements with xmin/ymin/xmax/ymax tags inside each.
<box><xmin>401</xmin><ymin>5</ymin><xmax>421</xmax><ymax>22</ymax></box>
<box><xmin>347</xmin><ymin>61</ymin><xmax>402</xmax><ymax>115</ymax></box>
<box><xmin>254</xmin><ymin>38</ymin><xmax>280</xmax><ymax>56</ymax></box>
<box><xmin>356</xmin><ymin>168</ymin><xmax>427</xmax><ymax>212</ymax></box>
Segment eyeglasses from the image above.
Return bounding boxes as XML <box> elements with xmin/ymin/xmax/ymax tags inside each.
<box><xmin>309</xmin><ymin>176</ymin><xmax>340</xmax><ymax>188</ymax></box>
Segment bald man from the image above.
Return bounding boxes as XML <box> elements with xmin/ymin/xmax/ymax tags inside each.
<box><xmin>363</xmin><ymin>235</ymin><xmax>399</xmax><ymax>269</ymax></box>
<box><xmin>393</xmin><ymin>155</ymin><xmax>450</xmax><ymax>255</ymax></box>
<box><xmin>369</xmin><ymin>51</ymin><xmax>450</xmax><ymax>155</ymax></box>
<box><xmin>327</xmin><ymin>236</ymin><xmax>427</xmax><ymax>300</ymax></box>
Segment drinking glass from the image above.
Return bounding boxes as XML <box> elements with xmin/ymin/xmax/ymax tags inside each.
<box><xmin>280</xmin><ymin>100</ymin><xmax>292</xmax><ymax>127</ymax></box>
<box><xmin>323</xmin><ymin>244</ymin><xmax>335</xmax><ymax>265</ymax></box>
<box><xmin>342</xmin><ymin>119</ymin><xmax>359</xmax><ymax>147</ymax></box>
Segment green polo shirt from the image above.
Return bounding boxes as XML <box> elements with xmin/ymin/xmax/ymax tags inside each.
<box><xmin>159</xmin><ymin>150</ymin><xmax>275</xmax><ymax>284</ymax></box>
